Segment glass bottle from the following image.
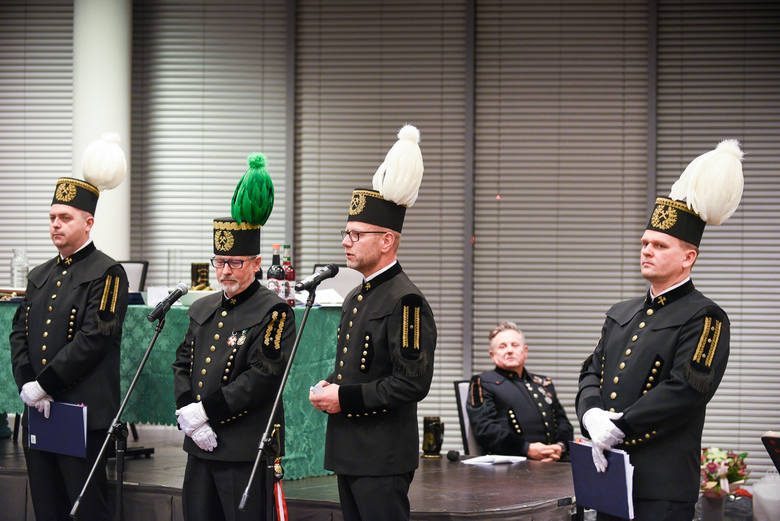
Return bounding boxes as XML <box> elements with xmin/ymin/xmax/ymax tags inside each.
<box><xmin>282</xmin><ymin>244</ymin><xmax>296</xmax><ymax>306</ymax></box>
<box><xmin>266</xmin><ymin>244</ymin><xmax>284</xmax><ymax>298</ymax></box>
<box><xmin>11</xmin><ymin>248</ymin><xmax>29</xmax><ymax>288</ymax></box>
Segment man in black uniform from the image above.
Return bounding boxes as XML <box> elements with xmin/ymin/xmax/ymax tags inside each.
<box><xmin>309</xmin><ymin>125</ymin><xmax>437</xmax><ymax>521</ymax></box>
<box><xmin>467</xmin><ymin>321</ymin><xmax>573</xmax><ymax>460</ymax></box>
<box><xmin>10</xmin><ymin>134</ymin><xmax>129</xmax><ymax>521</ymax></box>
<box><xmin>173</xmin><ymin>153</ymin><xmax>294</xmax><ymax>521</ymax></box>
<box><xmin>576</xmin><ymin>140</ymin><xmax>744</xmax><ymax>521</ymax></box>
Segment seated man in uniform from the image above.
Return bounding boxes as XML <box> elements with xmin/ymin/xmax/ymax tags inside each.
<box><xmin>466</xmin><ymin>321</ymin><xmax>573</xmax><ymax>461</ymax></box>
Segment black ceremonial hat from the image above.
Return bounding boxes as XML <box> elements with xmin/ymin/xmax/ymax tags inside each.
<box><xmin>51</xmin><ymin>177</ymin><xmax>100</xmax><ymax>215</ymax></box>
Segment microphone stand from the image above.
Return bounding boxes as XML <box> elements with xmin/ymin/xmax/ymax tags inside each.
<box><xmin>71</xmin><ymin>315</ymin><xmax>169</xmax><ymax>521</ymax></box>
<box><xmin>239</xmin><ymin>286</ymin><xmax>319</xmax><ymax>516</ymax></box>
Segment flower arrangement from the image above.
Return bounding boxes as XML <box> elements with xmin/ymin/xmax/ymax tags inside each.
<box><xmin>700</xmin><ymin>447</ymin><xmax>749</xmax><ymax>498</ymax></box>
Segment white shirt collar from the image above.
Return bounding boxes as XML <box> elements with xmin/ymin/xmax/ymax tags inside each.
<box><xmin>365</xmin><ymin>259</ymin><xmax>398</xmax><ymax>282</ymax></box>
<box><xmin>650</xmin><ymin>276</ymin><xmax>690</xmax><ymax>300</ymax></box>
<box><xmin>61</xmin><ymin>238</ymin><xmax>93</xmax><ymax>260</ymax></box>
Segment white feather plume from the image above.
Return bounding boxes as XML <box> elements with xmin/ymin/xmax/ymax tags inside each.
<box><xmin>372</xmin><ymin>124</ymin><xmax>424</xmax><ymax>207</ymax></box>
<box><xmin>82</xmin><ymin>132</ymin><xmax>127</xmax><ymax>191</ymax></box>
<box><xmin>668</xmin><ymin>139</ymin><xmax>744</xmax><ymax>225</ymax></box>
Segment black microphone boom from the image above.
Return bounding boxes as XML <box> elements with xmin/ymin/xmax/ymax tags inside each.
<box><xmin>295</xmin><ymin>264</ymin><xmax>339</xmax><ymax>292</ymax></box>
<box><xmin>147</xmin><ymin>282</ymin><xmax>189</xmax><ymax>322</ymax></box>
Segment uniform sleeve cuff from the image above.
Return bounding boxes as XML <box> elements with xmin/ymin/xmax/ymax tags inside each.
<box><xmin>16</xmin><ymin>365</ymin><xmax>36</xmax><ymax>391</ymax></box>
<box><xmin>36</xmin><ymin>366</ymin><xmax>65</xmax><ymax>394</ymax></box>
<box><xmin>175</xmin><ymin>393</ymin><xmax>194</xmax><ymax>410</ymax></box>
<box><xmin>201</xmin><ymin>389</ymin><xmax>230</xmax><ymax>421</ymax></box>
<box><xmin>338</xmin><ymin>384</ymin><xmax>364</xmax><ymax>414</ymax></box>
<box><xmin>613</xmin><ymin>417</ymin><xmax>632</xmax><ymax>437</ymax></box>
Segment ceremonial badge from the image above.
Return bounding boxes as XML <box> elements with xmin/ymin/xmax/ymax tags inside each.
<box><xmin>227</xmin><ymin>333</ymin><xmax>237</xmax><ymax>346</ymax></box>
<box><xmin>237</xmin><ymin>330</ymin><xmax>247</xmax><ymax>346</ymax></box>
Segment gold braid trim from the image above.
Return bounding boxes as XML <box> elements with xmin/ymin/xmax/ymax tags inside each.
<box><xmin>111</xmin><ymin>275</ymin><xmax>120</xmax><ymax>313</ymax></box>
<box><xmin>57</xmin><ymin>177</ymin><xmax>99</xmax><ymax>196</ymax></box>
<box><xmin>100</xmin><ymin>275</ymin><xmax>113</xmax><ymax>311</ymax></box>
<box><xmin>414</xmin><ymin>306</ymin><xmax>420</xmax><ymax>349</ymax></box>
<box><xmin>705</xmin><ymin>319</ymin><xmax>722</xmax><ymax>368</ymax></box>
<box><xmin>274</xmin><ymin>312</ymin><xmax>287</xmax><ymax>350</ymax></box>
<box><xmin>265</xmin><ymin>310</ymin><xmax>279</xmax><ymax>346</ymax></box>
<box><xmin>693</xmin><ymin>316</ymin><xmax>713</xmax><ymax>363</ymax></box>
<box><xmin>654</xmin><ymin>197</ymin><xmax>701</xmax><ymax>217</ymax></box>
<box><xmin>402</xmin><ymin>305</ymin><xmax>409</xmax><ymax>348</ymax></box>
<box><xmin>213</xmin><ymin>220</ymin><xmax>261</xmax><ymax>231</ymax></box>
<box><xmin>352</xmin><ymin>189</ymin><xmax>409</xmax><ymax>208</ymax></box>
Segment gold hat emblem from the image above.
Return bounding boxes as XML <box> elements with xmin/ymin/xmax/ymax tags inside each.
<box><xmin>55</xmin><ymin>183</ymin><xmax>77</xmax><ymax>202</ymax></box>
<box><xmin>349</xmin><ymin>192</ymin><xmax>366</xmax><ymax>216</ymax></box>
<box><xmin>214</xmin><ymin>230</ymin><xmax>235</xmax><ymax>252</ymax></box>
<box><xmin>651</xmin><ymin>204</ymin><xmax>677</xmax><ymax>230</ymax></box>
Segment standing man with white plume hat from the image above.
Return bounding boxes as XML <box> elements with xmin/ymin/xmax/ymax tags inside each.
<box><xmin>576</xmin><ymin>140</ymin><xmax>744</xmax><ymax>521</ymax></box>
<box><xmin>10</xmin><ymin>132</ymin><xmax>129</xmax><ymax>521</ymax></box>
<box><xmin>309</xmin><ymin>125</ymin><xmax>437</xmax><ymax>521</ymax></box>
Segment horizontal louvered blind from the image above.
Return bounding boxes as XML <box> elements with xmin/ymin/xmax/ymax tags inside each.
<box><xmin>657</xmin><ymin>0</ymin><xmax>780</xmax><ymax>478</ymax></box>
<box><xmin>473</xmin><ymin>0</ymin><xmax>649</xmax><ymax>446</ymax></box>
<box><xmin>295</xmin><ymin>0</ymin><xmax>467</xmax><ymax>449</ymax></box>
<box><xmin>0</xmin><ymin>1</ymin><xmax>73</xmax><ymax>279</ymax></box>
<box><xmin>130</xmin><ymin>0</ymin><xmax>288</xmax><ymax>286</ymax></box>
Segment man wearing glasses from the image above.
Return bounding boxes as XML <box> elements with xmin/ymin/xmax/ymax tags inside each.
<box><xmin>173</xmin><ymin>160</ymin><xmax>295</xmax><ymax>520</ymax></box>
<box><xmin>467</xmin><ymin>321</ymin><xmax>573</xmax><ymax>460</ymax></box>
<box><xmin>310</xmin><ymin>125</ymin><xmax>437</xmax><ymax>521</ymax></box>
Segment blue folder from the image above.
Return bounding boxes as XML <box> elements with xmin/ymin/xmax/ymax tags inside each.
<box><xmin>569</xmin><ymin>440</ymin><xmax>634</xmax><ymax>520</ymax></box>
<box><xmin>28</xmin><ymin>402</ymin><xmax>88</xmax><ymax>458</ymax></box>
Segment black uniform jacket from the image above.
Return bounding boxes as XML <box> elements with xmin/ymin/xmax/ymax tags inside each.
<box><xmin>10</xmin><ymin>243</ymin><xmax>128</xmax><ymax>430</ymax></box>
<box><xmin>324</xmin><ymin>263</ymin><xmax>437</xmax><ymax>476</ymax></box>
<box><xmin>576</xmin><ymin>280</ymin><xmax>729</xmax><ymax>503</ymax></box>
<box><xmin>467</xmin><ymin>367</ymin><xmax>573</xmax><ymax>457</ymax></box>
<box><xmin>173</xmin><ymin>281</ymin><xmax>294</xmax><ymax>462</ymax></box>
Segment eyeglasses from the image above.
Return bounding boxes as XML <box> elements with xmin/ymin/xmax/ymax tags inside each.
<box><xmin>340</xmin><ymin>230</ymin><xmax>386</xmax><ymax>242</ymax></box>
<box><xmin>210</xmin><ymin>257</ymin><xmax>253</xmax><ymax>269</ymax></box>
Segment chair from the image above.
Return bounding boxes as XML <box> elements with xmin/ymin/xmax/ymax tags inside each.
<box><xmin>119</xmin><ymin>260</ymin><xmax>149</xmax><ymax>292</ymax></box>
<box><xmin>453</xmin><ymin>380</ymin><xmax>483</xmax><ymax>456</ymax></box>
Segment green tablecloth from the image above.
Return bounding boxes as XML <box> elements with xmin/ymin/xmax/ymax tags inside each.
<box><xmin>0</xmin><ymin>301</ymin><xmax>339</xmax><ymax>479</ymax></box>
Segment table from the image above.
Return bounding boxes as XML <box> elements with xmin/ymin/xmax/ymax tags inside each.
<box><xmin>0</xmin><ymin>301</ymin><xmax>340</xmax><ymax>479</ymax></box>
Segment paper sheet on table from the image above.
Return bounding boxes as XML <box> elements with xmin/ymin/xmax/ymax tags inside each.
<box><xmin>295</xmin><ymin>288</ymin><xmax>344</xmax><ymax>307</ymax></box>
<box><xmin>462</xmin><ymin>454</ymin><xmax>527</xmax><ymax>465</ymax></box>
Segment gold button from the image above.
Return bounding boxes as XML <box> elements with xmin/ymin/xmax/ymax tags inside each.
<box><xmin>41</xmin><ymin>358</ymin><xmax>47</xmax><ymax>365</ymax></box>
<box><xmin>651</xmin><ymin>368</ymin><xmax>657</xmax><ymax>374</ymax></box>
<box><xmin>201</xmin><ymin>369</ymin><xmax>207</xmax><ymax>375</ymax></box>
<box><xmin>339</xmin><ymin>361</ymin><xmax>344</xmax><ymax>367</ymax></box>
<box><xmin>360</xmin><ymin>365</ymin><xmax>366</xmax><ymax>370</ymax></box>
<box><xmin>347</xmin><ymin>414</ymin><xmax>353</xmax><ymax>418</ymax></box>
<box><xmin>357</xmin><ymin>295</ymin><xmax>363</xmax><ymax>302</ymax></box>
<box><xmin>639</xmin><ymin>321</ymin><xmax>645</xmax><ymax>328</ymax></box>
<box><xmin>600</xmin><ymin>378</ymin><xmax>604</xmax><ymax>384</ymax></box>
<box><xmin>364</xmin><ymin>343</ymin><xmax>369</xmax><ymax>348</ymax></box>
<box><xmin>41</xmin><ymin>345</ymin><xmax>47</xmax><ymax>352</ymax></box>
<box><xmin>69</xmin><ymin>321</ymin><xmax>74</xmax><ymax>326</ymax></box>
<box><xmin>198</xmin><ymin>381</ymin><xmax>203</xmax><ymax>388</ymax></box>
<box><xmin>343</xmin><ymin>347</ymin><xmax>348</xmax><ymax>354</ymax></box>
<box><xmin>537</xmin><ymin>402</ymin><xmax>542</xmax><ymax>407</ymax></box>
<box><xmin>56</xmin><ymin>281</ymin><xmax>61</xmax><ymax>287</ymax></box>
<box><xmin>610</xmin><ymin>392</ymin><xmax>617</xmax><ymax>399</ymax></box>
<box><xmin>352</xmin><ymin>307</ymin><xmax>357</xmax><ymax>315</ymax></box>
<box><xmin>346</xmin><ymin>334</ymin><xmax>350</xmax><ymax>340</ymax></box>
<box><xmin>232</xmin><ymin>348</ymin><xmax>237</xmax><ymax>353</ymax></box>
<box><xmin>218</xmin><ymin>322</ymin><xmax>223</xmax><ymax>328</ymax></box>
<box><xmin>68</xmin><ymin>328</ymin><xmax>73</xmax><ymax>333</ymax></box>
<box><xmin>362</xmin><ymin>351</ymin><xmax>367</xmax><ymax>356</ymax></box>
<box><xmin>71</xmin><ymin>308</ymin><xmax>76</xmax><ymax>313</ymax></box>
<box><xmin>205</xmin><ymin>357</ymin><xmax>211</xmax><ymax>364</ymax></box>
<box><xmin>210</xmin><ymin>346</ymin><xmax>216</xmax><ymax>352</ymax></box>
<box><xmin>648</xmin><ymin>376</ymin><xmax>654</xmax><ymax>382</ymax></box>
<box><xmin>542</xmin><ymin>411</ymin><xmax>547</xmax><ymax>417</ymax></box>
<box><xmin>229</xmin><ymin>355</ymin><xmax>233</xmax><ymax>360</ymax></box>
<box><xmin>361</xmin><ymin>358</ymin><xmax>366</xmax><ymax>363</ymax></box>
<box><xmin>227</xmin><ymin>362</ymin><xmax>232</xmax><ymax>367</ymax></box>
<box><xmin>646</xmin><ymin>383</ymin><xmax>652</xmax><ymax>388</ymax></box>
<box><xmin>214</xmin><ymin>334</ymin><xmax>220</xmax><ymax>340</ymax></box>
<box><xmin>365</xmin><ymin>336</ymin><xmax>370</xmax><ymax>341</ymax></box>
<box><xmin>224</xmin><ymin>368</ymin><xmax>230</xmax><ymax>373</ymax></box>
<box><xmin>349</xmin><ymin>321</ymin><xmax>353</xmax><ymax>327</ymax></box>
<box><xmin>613</xmin><ymin>376</ymin><xmax>619</xmax><ymax>384</ymax></box>
<box><xmin>645</xmin><ymin>433</ymin><xmax>650</xmax><ymax>439</ymax></box>
<box><xmin>221</xmin><ymin>311</ymin><xmax>228</xmax><ymax>317</ymax></box>
<box><xmin>62</xmin><ymin>270</ymin><xmax>67</xmax><ymax>275</ymax></box>
<box><xmin>196</xmin><ymin>394</ymin><xmax>201</xmax><ymax>400</ymax></box>
<box><xmin>336</xmin><ymin>374</ymin><xmax>342</xmax><ymax>381</ymax></box>
<box><xmin>625</xmin><ymin>349</ymin><xmax>631</xmax><ymax>355</ymax></box>
<box><xmin>655</xmin><ymin>361</ymin><xmax>661</xmax><ymax>367</ymax></box>
<box><xmin>223</xmin><ymin>376</ymin><xmax>228</xmax><ymax>381</ymax></box>
<box><xmin>51</xmin><ymin>294</ymin><xmax>56</xmax><ymax>299</ymax></box>
<box><xmin>619</xmin><ymin>362</ymin><xmax>626</xmax><ymax>369</ymax></box>
<box><xmin>631</xmin><ymin>335</ymin><xmax>638</xmax><ymax>341</ymax></box>
<box><xmin>48</xmin><ymin>306</ymin><xmax>53</xmax><ymax>311</ymax></box>
<box><xmin>609</xmin><ymin>407</ymin><xmax>615</xmax><ymax>412</ymax></box>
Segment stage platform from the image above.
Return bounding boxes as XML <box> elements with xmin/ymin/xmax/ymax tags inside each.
<box><xmin>0</xmin><ymin>424</ymin><xmax>576</xmax><ymax>521</ymax></box>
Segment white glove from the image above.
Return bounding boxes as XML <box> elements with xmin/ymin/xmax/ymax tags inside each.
<box><xmin>191</xmin><ymin>423</ymin><xmax>218</xmax><ymax>452</ymax></box>
<box><xmin>33</xmin><ymin>396</ymin><xmax>53</xmax><ymax>419</ymax></box>
<box><xmin>582</xmin><ymin>408</ymin><xmax>625</xmax><ymax>448</ymax></box>
<box><xmin>176</xmin><ymin>402</ymin><xmax>208</xmax><ymax>436</ymax></box>
<box><xmin>20</xmin><ymin>381</ymin><xmax>47</xmax><ymax>406</ymax></box>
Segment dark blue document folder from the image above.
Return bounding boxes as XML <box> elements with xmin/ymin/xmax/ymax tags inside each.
<box><xmin>569</xmin><ymin>440</ymin><xmax>634</xmax><ymax>520</ymax></box>
<box><xmin>28</xmin><ymin>402</ymin><xmax>87</xmax><ymax>458</ymax></box>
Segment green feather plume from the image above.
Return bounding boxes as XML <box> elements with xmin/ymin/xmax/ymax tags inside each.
<box><xmin>231</xmin><ymin>153</ymin><xmax>274</xmax><ymax>225</ymax></box>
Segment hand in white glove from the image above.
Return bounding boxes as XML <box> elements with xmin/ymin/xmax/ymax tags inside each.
<box><xmin>33</xmin><ymin>396</ymin><xmax>53</xmax><ymax>419</ymax></box>
<box><xmin>591</xmin><ymin>443</ymin><xmax>609</xmax><ymax>472</ymax></box>
<box><xmin>20</xmin><ymin>381</ymin><xmax>47</xmax><ymax>407</ymax></box>
<box><xmin>582</xmin><ymin>408</ymin><xmax>625</xmax><ymax>448</ymax></box>
<box><xmin>175</xmin><ymin>402</ymin><xmax>208</xmax><ymax>436</ymax></box>
<box><xmin>191</xmin><ymin>423</ymin><xmax>218</xmax><ymax>452</ymax></box>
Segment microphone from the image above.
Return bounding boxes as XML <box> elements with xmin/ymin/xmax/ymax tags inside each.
<box><xmin>295</xmin><ymin>264</ymin><xmax>339</xmax><ymax>292</ymax></box>
<box><xmin>147</xmin><ymin>282</ymin><xmax>189</xmax><ymax>322</ymax></box>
